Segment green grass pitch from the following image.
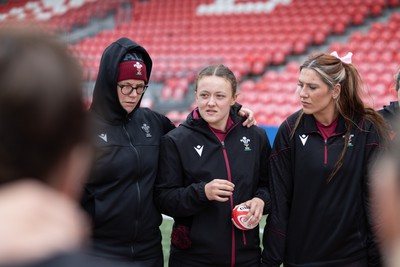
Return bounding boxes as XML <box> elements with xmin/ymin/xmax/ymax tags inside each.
<box><xmin>160</xmin><ymin>215</ymin><xmax>268</xmax><ymax>266</ymax></box>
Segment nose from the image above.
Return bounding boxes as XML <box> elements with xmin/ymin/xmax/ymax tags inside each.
<box><xmin>207</xmin><ymin>96</ymin><xmax>216</xmax><ymax>106</ymax></box>
<box><xmin>298</xmin><ymin>86</ymin><xmax>307</xmax><ymax>98</ymax></box>
<box><xmin>128</xmin><ymin>88</ymin><xmax>138</xmax><ymax>97</ymax></box>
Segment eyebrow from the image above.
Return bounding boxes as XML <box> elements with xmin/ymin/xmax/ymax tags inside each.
<box><xmin>298</xmin><ymin>80</ymin><xmax>319</xmax><ymax>87</ymax></box>
<box><xmin>198</xmin><ymin>89</ymin><xmax>227</xmax><ymax>93</ymax></box>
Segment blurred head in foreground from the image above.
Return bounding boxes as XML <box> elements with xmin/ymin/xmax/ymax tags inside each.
<box><xmin>0</xmin><ymin>26</ymin><xmax>92</xmax><ymax>265</ymax></box>
<box><xmin>0</xmin><ymin>26</ymin><xmax>90</xmax><ymax>196</ymax></box>
<box><xmin>371</xmin><ymin>119</ymin><xmax>400</xmax><ymax>267</ymax></box>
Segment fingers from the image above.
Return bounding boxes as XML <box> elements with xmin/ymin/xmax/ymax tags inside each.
<box><xmin>242</xmin><ymin>197</ymin><xmax>264</xmax><ymax>227</ymax></box>
<box><xmin>242</xmin><ymin>117</ymin><xmax>257</xmax><ymax>128</ymax></box>
<box><xmin>238</xmin><ymin>108</ymin><xmax>256</xmax><ymax>128</ymax></box>
<box><xmin>205</xmin><ymin>179</ymin><xmax>235</xmax><ymax>202</ymax></box>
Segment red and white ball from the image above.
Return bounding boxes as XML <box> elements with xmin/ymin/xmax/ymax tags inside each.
<box><xmin>231</xmin><ymin>205</ymin><xmax>257</xmax><ymax>230</ymax></box>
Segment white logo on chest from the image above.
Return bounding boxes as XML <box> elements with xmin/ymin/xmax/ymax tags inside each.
<box><xmin>99</xmin><ymin>133</ymin><xmax>107</xmax><ymax>142</ymax></box>
<box><xmin>194</xmin><ymin>145</ymin><xmax>204</xmax><ymax>157</ymax></box>
<box><xmin>299</xmin><ymin>134</ymin><xmax>309</xmax><ymax>146</ymax></box>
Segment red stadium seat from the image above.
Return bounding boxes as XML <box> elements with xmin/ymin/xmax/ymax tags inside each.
<box><xmin>21</xmin><ymin>0</ymin><xmax>392</xmax><ymax>126</ymax></box>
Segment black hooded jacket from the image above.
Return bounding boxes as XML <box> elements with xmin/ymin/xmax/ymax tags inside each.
<box><xmin>378</xmin><ymin>101</ymin><xmax>399</xmax><ymax>141</ymax></box>
<box><xmin>154</xmin><ymin>106</ymin><xmax>271</xmax><ymax>267</ymax></box>
<box><xmin>81</xmin><ymin>38</ymin><xmax>175</xmax><ymax>261</ymax></box>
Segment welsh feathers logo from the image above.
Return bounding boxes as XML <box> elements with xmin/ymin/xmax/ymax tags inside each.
<box><xmin>141</xmin><ymin>123</ymin><xmax>152</xmax><ymax>138</ymax></box>
<box><xmin>343</xmin><ymin>134</ymin><xmax>354</xmax><ymax>147</ymax></box>
<box><xmin>133</xmin><ymin>62</ymin><xmax>143</xmax><ymax>75</ymax></box>
<box><xmin>240</xmin><ymin>136</ymin><xmax>251</xmax><ymax>151</ymax></box>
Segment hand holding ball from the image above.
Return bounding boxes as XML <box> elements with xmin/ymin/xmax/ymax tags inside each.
<box><xmin>231</xmin><ymin>205</ymin><xmax>257</xmax><ymax>230</ymax></box>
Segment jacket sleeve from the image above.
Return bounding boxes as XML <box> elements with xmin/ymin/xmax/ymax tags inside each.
<box><xmin>159</xmin><ymin>113</ymin><xmax>176</xmax><ymax>134</ymax></box>
<box><xmin>262</xmin><ymin>120</ymin><xmax>293</xmax><ymax>266</ymax></box>
<box><xmin>154</xmin><ymin>134</ymin><xmax>210</xmax><ymax>218</ymax></box>
<box><xmin>254</xmin><ymin>129</ymin><xmax>272</xmax><ymax>214</ymax></box>
<box><xmin>363</xmin><ymin>123</ymin><xmax>385</xmax><ymax>266</ymax></box>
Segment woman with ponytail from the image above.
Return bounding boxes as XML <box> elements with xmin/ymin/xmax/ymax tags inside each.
<box><xmin>262</xmin><ymin>52</ymin><xmax>388</xmax><ymax>267</ymax></box>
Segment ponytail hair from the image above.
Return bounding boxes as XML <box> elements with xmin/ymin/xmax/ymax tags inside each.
<box><xmin>291</xmin><ymin>52</ymin><xmax>389</xmax><ymax>182</ymax></box>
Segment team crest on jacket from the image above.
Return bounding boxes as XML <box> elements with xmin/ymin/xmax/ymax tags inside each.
<box><xmin>240</xmin><ymin>136</ymin><xmax>251</xmax><ymax>151</ymax></box>
<box><xmin>343</xmin><ymin>134</ymin><xmax>354</xmax><ymax>147</ymax></box>
<box><xmin>141</xmin><ymin>123</ymin><xmax>152</xmax><ymax>138</ymax></box>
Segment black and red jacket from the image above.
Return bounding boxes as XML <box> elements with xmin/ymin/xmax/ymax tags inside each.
<box><xmin>80</xmin><ymin>38</ymin><xmax>175</xmax><ymax>262</ymax></box>
<box><xmin>154</xmin><ymin>106</ymin><xmax>271</xmax><ymax>267</ymax></box>
<box><xmin>378</xmin><ymin>101</ymin><xmax>399</xmax><ymax>141</ymax></box>
<box><xmin>262</xmin><ymin>110</ymin><xmax>383</xmax><ymax>267</ymax></box>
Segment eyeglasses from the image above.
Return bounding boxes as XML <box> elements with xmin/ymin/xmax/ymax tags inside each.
<box><xmin>117</xmin><ymin>83</ymin><xmax>148</xmax><ymax>95</ymax></box>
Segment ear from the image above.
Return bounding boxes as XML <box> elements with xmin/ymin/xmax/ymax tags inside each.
<box><xmin>332</xmin><ymin>83</ymin><xmax>341</xmax><ymax>100</ymax></box>
<box><xmin>231</xmin><ymin>94</ymin><xmax>238</xmax><ymax>106</ymax></box>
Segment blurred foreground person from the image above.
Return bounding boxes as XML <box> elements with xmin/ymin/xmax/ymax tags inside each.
<box><xmin>262</xmin><ymin>51</ymin><xmax>388</xmax><ymax>266</ymax></box>
<box><xmin>371</xmin><ymin>128</ymin><xmax>400</xmax><ymax>267</ymax></box>
<box><xmin>0</xmin><ymin>27</ymin><xmax>112</xmax><ymax>267</ymax></box>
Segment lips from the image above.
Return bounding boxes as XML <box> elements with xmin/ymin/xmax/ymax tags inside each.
<box><xmin>205</xmin><ymin>109</ymin><xmax>217</xmax><ymax>115</ymax></box>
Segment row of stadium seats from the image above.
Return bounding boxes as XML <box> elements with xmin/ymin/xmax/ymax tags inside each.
<box><xmin>160</xmin><ymin>1</ymin><xmax>400</xmax><ymax>125</ymax></box>
<box><xmin>0</xmin><ymin>0</ymin><xmax>126</xmax><ymax>32</ymax></box>
<box><xmin>1</xmin><ymin>0</ymin><xmax>398</xmax><ymax>126</ymax></box>
<box><xmin>71</xmin><ymin>0</ymin><xmax>390</xmax><ymax>85</ymax></box>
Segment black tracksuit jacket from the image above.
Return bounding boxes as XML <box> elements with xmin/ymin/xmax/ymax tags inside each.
<box><xmin>262</xmin><ymin>111</ymin><xmax>383</xmax><ymax>267</ymax></box>
<box><xmin>378</xmin><ymin>101</ymin><xmax>399</xmax><ymax>141</ymax></box>
<box><xmin>80</xmin><ymin>38</ymin><xmax>175</xmax><ymax>262</ymax></box>
<box><xmin>154</xmin><ymin>107</ymin><xmax>271</xmax><ymax>267</ymax></box>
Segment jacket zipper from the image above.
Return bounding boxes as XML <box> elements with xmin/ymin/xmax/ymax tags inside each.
<box><xmin>223</xmin><ymin>122</ymin><xmax>242</xmax><ymax>267</ymax></box>
<box><xmin>323</xmin><ymin>132</ymin><xmax>345</xmax><ymax>165</ymax></box>
<box><xmin>211</xmin><ymin>121</ymin><xmax>240</xmax><ymax>267</ymax></box>
<box><xmin>123</xmin><ymin>124</ymin><xmax>141</xmax><ymax>257</ymax></box>
<box><xmin>221</xmin><ymin>140</ymin><xmax>236</xmax><ymax>267</ymax></box>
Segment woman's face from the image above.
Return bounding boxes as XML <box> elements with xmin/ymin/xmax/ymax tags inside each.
<box><xmin>116</xmin><ymin>79</ymin><xmax>146</xmax><ymax>113</ymax></box>
<box><xmin>195</xmin><ymin>76</ymin><xmax>237</xmax><ymax>131</ymax></box>
<box><xmin>297</xmin><ymin>68</ymin><xmax>339</xmax><ymax>124</ymax></box>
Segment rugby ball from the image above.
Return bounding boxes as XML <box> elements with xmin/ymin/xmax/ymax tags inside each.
<box><xmin>231</xmin><ymin>205</ymin><xmax>257</xmax><ymax>230</ymax></box>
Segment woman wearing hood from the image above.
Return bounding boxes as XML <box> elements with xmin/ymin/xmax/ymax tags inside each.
<box><xmin>81</xmin><ymin>38</ymin><xmax>256</xmax><ymax>266</ymax></box>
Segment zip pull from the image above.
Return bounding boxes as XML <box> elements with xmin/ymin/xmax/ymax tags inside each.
<box><xmin>221</xmin><ymin>141</ymin><xmax>225</xmax><ymax>148</ymax></box>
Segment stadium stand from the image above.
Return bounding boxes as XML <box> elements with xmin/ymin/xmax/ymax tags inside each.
<box><xmin>0</xmin><ymin>0</ymin><xmax>399</xmax><ymax>134</ymax></box>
